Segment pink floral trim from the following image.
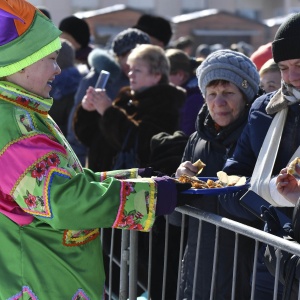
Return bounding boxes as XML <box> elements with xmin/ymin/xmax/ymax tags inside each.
<box><xmin>72</xmin><ymin>289</ymin><xmax>90</xmax><ymax>299</ymax></box>
<box><xmin>112</xmin><ymin>179</ymin><xmax>157</xmax><ymax>232</ymax></box>
<box><xmin>112</xmin><ymin>181</ymin><xmax>127</xmax><ymax>228</ymax></box>
<box><xmin>8</xmin><ymin>286</ymin><xmax>38</xmax><ymax>300</ymax></box>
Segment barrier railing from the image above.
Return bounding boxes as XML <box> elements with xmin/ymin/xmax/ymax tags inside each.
<box><xmin>103</xmin><ymin>205</ymin><xmax>300</xmax><ymax>300</ymax></box>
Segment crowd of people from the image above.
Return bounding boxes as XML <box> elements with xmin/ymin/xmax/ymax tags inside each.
<box><xmin>2</xmin><ymin>0</ymin><xmax>300</xmax><ymax>299</ymax></box>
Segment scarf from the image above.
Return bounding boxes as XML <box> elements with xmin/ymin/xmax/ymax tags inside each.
<box><xmin>282</xmin><ymin>81</ymin><xmax>300</xmax><ymax>103</ymax></box>
<box><xmin>0</xmin><ymin>81</ymin><xmax>52</xmax><ymax>115</ymax></box>
<box><xmin>266</xmin><ymin>81</ymin><xmax>300</xmax><ymax>114</ymax></box>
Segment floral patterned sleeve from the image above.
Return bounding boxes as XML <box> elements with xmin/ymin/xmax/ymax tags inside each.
<box><xmin>0</xmin><ymin>110</ymin><xmax>157</xmax><ymax>232</ymax></box>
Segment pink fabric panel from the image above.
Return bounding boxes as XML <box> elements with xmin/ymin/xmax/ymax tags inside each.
<box><xmin>0</xmin><ymin>194</ymin><xmax>33</xmax><ymax>225</ymax></box>
<box><xmin>0</xmin><ymin>134</ymin><xmax>66</xmax><ymax>195</ymax></box>
<box><xmin>0</xmin><ymin>134</ymin><xmax>66</xmax><ymax>225</ymax></box>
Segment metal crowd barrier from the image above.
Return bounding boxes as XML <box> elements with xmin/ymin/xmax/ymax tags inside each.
<box><xmin>103</xmin><ymin>205</ymin><xmax>300</xmax><ymax>300</ymax></box>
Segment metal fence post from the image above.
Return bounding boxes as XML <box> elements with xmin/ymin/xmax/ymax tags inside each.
<box><xmin>129</xmin><ymin>230</ymin><xmax>138</xmax><ymax>300</ymax></box>
<box><xmin>119</xmin><ymin>230</ymin><xmax>130</xmax><ymax>300</ymax></box>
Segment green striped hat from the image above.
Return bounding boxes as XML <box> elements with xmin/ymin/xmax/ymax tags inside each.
<box><xmin>0</xmin><ymin>0</ymin><xmax>62</xmax><ymax>77</ymax></box>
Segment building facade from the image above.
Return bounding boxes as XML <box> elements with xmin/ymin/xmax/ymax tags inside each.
<box><xmin>27</xmin><ymin>0</ymin><xmax>300</xmax><ymax>55</ymax></box>
<box><xmin>29</xmin><ymin>0</ymin><xmax>300</xmax><ymax>25</ymax></box>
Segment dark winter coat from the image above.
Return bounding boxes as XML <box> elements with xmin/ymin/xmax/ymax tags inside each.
<box><xmin>221</xmin><ymin>89</ymin><xmax>300</xmax><ymax>299</ymax></box>
<box><xmin>73</xmin><ymin>84</ymin><xmax>186</xmax><ymax>171</ymax></box>
<box><xmin>178</xmin><ymin>103</ymin><xmax>255</xmax><ymax>300</ymax></box>
<box><xmin>262</xmin><ymin>200</ymin><xmax>300</xmax><ymax>300</ymax></box>
<box><xmin>73</xmin><ymin>83</ymin><xmax>185</xmax><ymax>298</ymax></box>
<box><xmin>66</xmin><ymin>51</ymin><xmax>124</xmax><ymax>166</ymax></box>
<box><xmin>221</xmin><ymin>90</ymin><xmax>299</xmax><ymax>221</ymax></box>
<box><xmin>179</xmin><ymin>75</ymin><xmax>204</xmax><ymax>136</ymax></box>
<box><xmin>149</xmin><ymin>130</ymin><xmax>189</xmax><ymax>176</ymax></box>
<box><xmin>278</xmin><ymin>201</ymin><xmax>300</xmax><ymax>299</ymax></box>
<box><xmin>49</xmin><ymin>66</ymin><xmax>82</xmax><ymax>136</ymax></box>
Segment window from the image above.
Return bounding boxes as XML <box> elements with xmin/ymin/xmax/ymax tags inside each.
<box><xmin>72</xmin><ymin>0</ymin><xmax>98</xmax><ymax>8</ymax></box>
<box><xmin>128</xmin><ymin>0</ymin><xmax>153</xmax><ymax>10</ymax></box>
<box><xmin>182</xmin><ymin>0</ymin><xmax>205</xmax><ymax>11</ymax></box>
<box><xmin>236</xmin><ymin>9</ymin><xmax>260</xmax><ymax>20</ymax></box>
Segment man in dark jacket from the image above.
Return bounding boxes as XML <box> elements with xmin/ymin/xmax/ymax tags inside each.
<box><xmin>221</xmin><ymin>12</ymin><xmax>300</xmax><ymax>300</ymax></box>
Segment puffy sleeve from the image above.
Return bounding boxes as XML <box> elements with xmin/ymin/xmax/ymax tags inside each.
<box><xmin>1</xmin><ymin>132</ymin><xmax>158</xmax><ymax>232</ymax></box>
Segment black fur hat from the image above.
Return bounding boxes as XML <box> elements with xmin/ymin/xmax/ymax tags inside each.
<box><xmin>133</xmin><ymin>14</ymin><xmax>172</xmax><ymax>47</ymax></box>
<box><xmin>59</xmin><ymin>16</ymin><xmax>90</xmax><ymax>49</ymax></box>
<box><xmin>272</xmin><ymin>13</ymin><xmax>300</xmax><ymax>63</ymax></box>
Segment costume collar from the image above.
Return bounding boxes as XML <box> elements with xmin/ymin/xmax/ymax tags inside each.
<box><xmin>0</xmin><ymin>81</ymin><xmax>53</xmax><ymax>116</ymax></box>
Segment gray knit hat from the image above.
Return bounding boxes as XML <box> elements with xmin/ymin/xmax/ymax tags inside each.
<box><xmin>112</xmin><ymin>28</ymin><xmax>150</xmax><ymax>56</ymax></box>
<box><xmin>196</xmin><ymin>49</ymin><xmax>260</xmax><ymax>103</ymax></box>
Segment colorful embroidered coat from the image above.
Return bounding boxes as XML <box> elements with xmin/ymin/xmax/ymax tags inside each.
<box><xmin>0</xmin><ymin>81</ymin><xmax>158</xmax><ymax>299</ymax></box>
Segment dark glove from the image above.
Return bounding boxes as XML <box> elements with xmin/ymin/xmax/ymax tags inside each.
<box><xmin>138</xmin><ymin>167</ymin><xmax>166</xmax><ymax>178</ymax></box>
<box><xmin>138</xmin><ymin>167</ymin><xmax>154</xmax><ymax>177</ymax></box>
<box><xmin>261</xmin><ymin>205</ymin><xmax>293</xmax><ymax>238</ymax></box>
<box><xmin>283</xmin><ymin>223</ymin><xmax>294</xmax><ymax>239</ymax></box>
<box><xmin>174</xmin><ymin>180</ymin><xmax>192</xmax><ymax>193</ymax></box>
<box><xmin>261</xmin><ymin>205</ymin><xmax>281</xmax><ymax>234</ymax></box>
<box><xmin>175</xmin><ymin>181</ymin><xmax>194</xmax><ymax>207</ymax></box>
<box><xmin>153</xmin><ymin>176</ymin><xmax>191</xmax><ymax>216</ymax></box>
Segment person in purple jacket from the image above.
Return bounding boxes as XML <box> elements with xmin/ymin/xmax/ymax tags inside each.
<box><xmin>166</xmin><ymin>48</ymin><xmax>204</xmax><ymax>136</ymax></box>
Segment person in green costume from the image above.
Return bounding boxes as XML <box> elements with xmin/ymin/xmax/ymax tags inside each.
<box><xmin>0</xmin><ymin>1</ymin><xmax>186</xmax><ymax>299</ymax></box>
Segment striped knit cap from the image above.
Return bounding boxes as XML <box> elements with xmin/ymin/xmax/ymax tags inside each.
<box><xmin>0</xmin><ymin>0</ymin><xmax>61</xmax><ymax>77</ymax></box>
<box><xmin>196</xmin><ymin>49</ymin><xmax>260</xmax><ymax>103</ymax></box>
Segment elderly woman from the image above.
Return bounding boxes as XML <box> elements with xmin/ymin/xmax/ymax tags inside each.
<box><xmin>175</xmin><ymin>49</ymin><xmax>260</xmax><ymax>299</ymax></box>
<box><xmin>74</xmin><ymin>44</ymin><xmax>186</xmax><ymax>171</ymax></box>
<box><xmin>0</xmin><ymin>1</ymin><xmax>186</xmax><ymax>299</ymax></box>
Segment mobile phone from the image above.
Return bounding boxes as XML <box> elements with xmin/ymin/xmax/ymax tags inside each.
<box><xmin>240</xmin><ymin>190</ymin><xmax>291</xmax><ymax>225</ymax></box>
<box><xmin>95</xmin><ymin>70</ymin><xmax>110</xmax><ymax>89</ymax></box>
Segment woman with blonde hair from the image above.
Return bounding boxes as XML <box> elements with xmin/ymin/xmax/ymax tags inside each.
<box><xmin>74</xmin><ymin>44</ymin><xmax>186</xmax><ymax>171</ymax></box>
<box><xmin>259</xmin><ymin>58</ymin><xmax>281</xmax><ymax>93</ymax></box>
